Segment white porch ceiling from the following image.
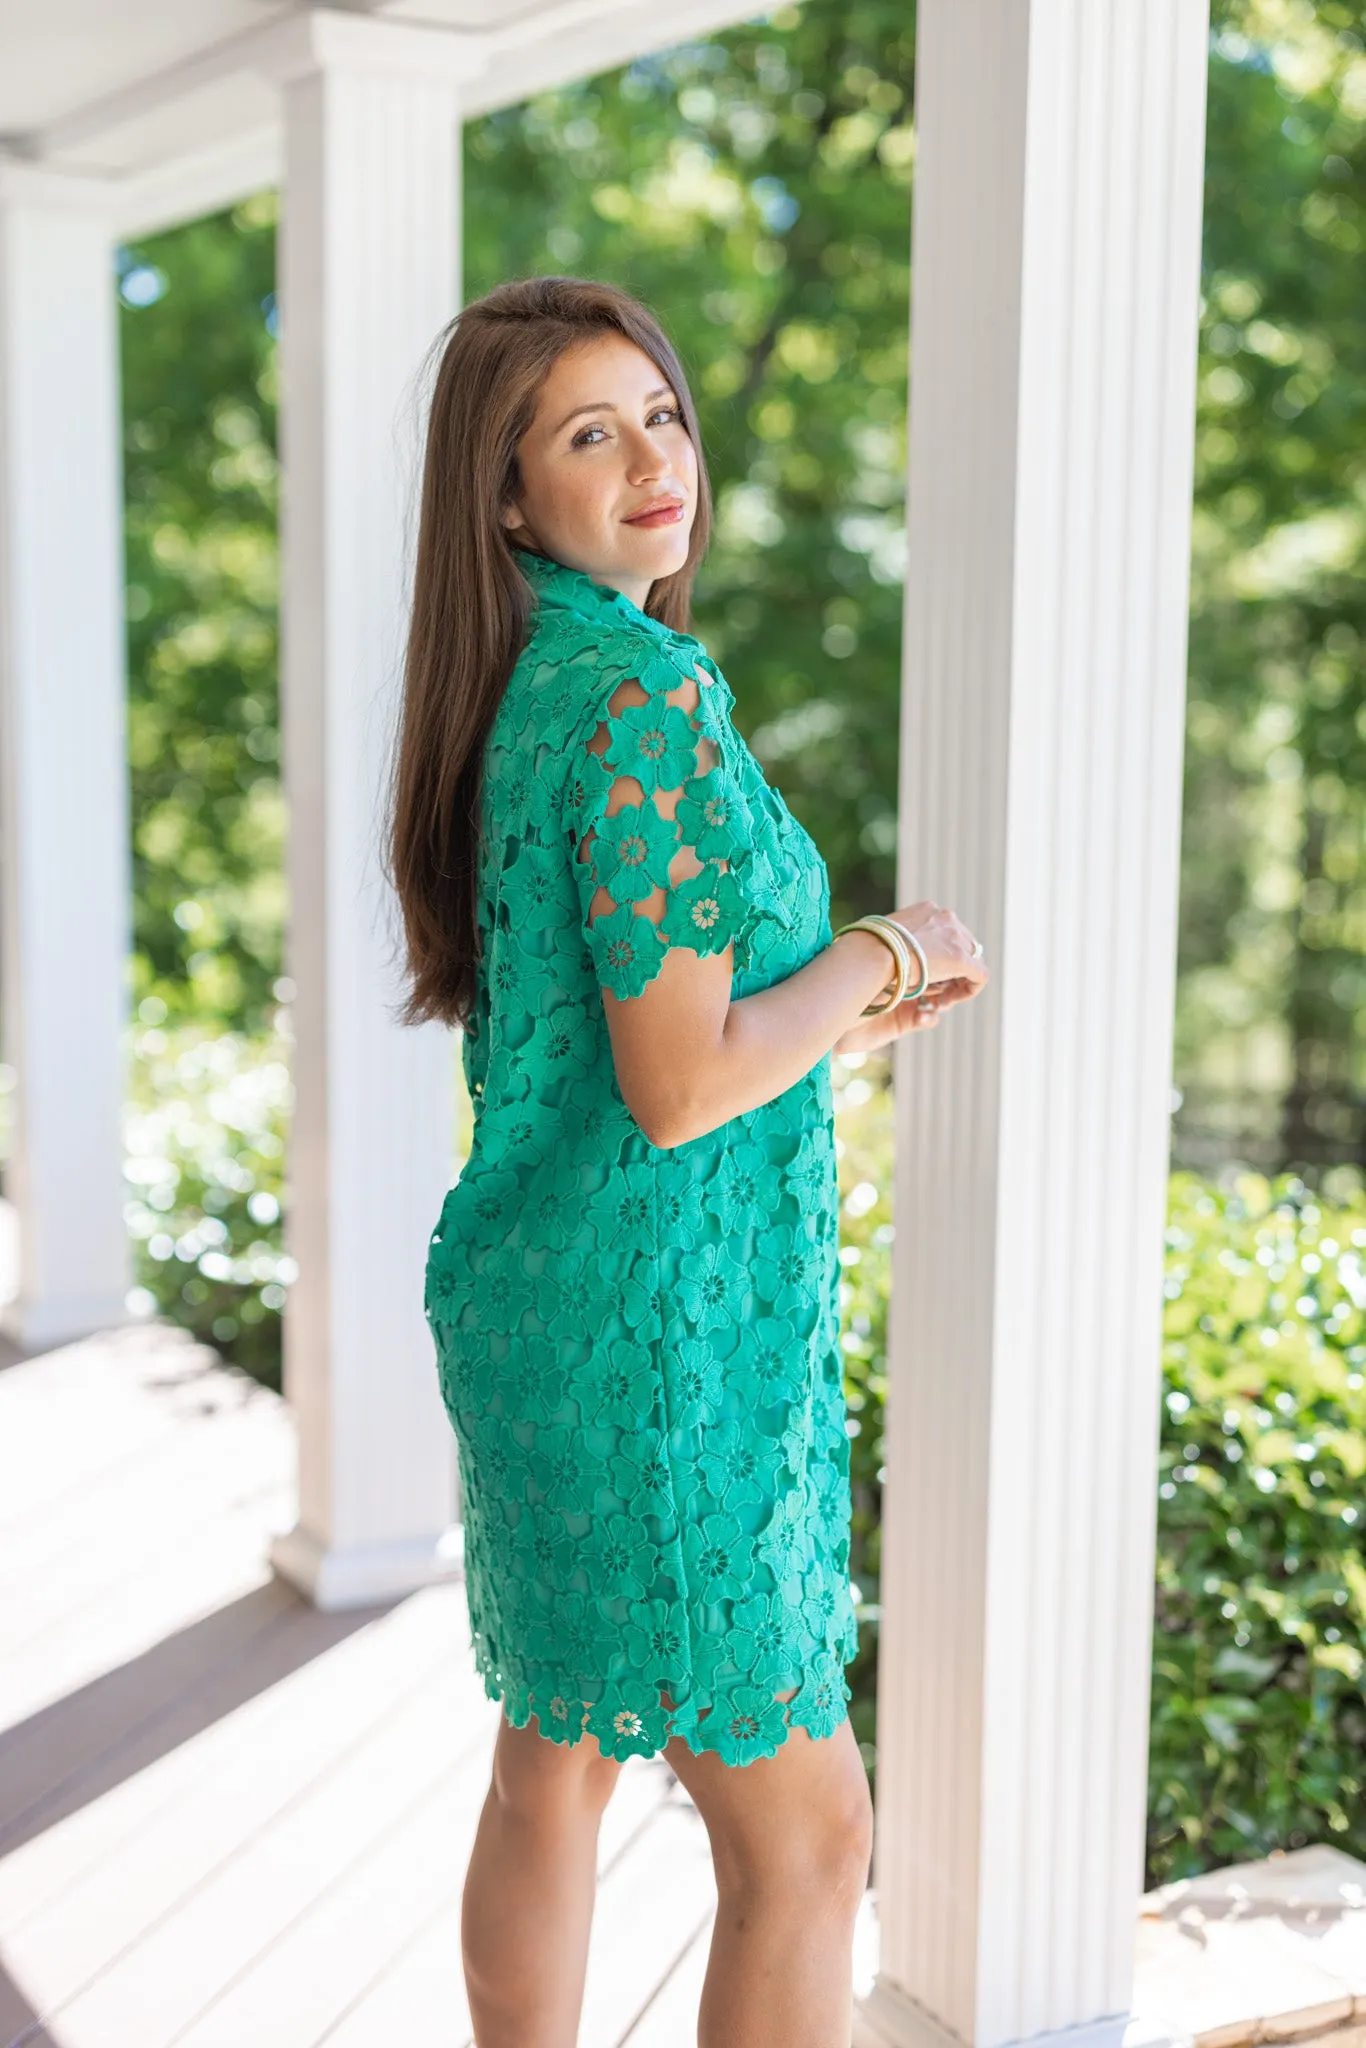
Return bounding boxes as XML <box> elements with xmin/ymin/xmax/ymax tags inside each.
<box><xmin>0</xmin><ymin>0</ymin><xmax>760</xmax><ymax>231</ymax></box>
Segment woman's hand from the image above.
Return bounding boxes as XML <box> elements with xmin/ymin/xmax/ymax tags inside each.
<box><xmin>832</xmin><ymin>901</ymin><xmax>988</xmax><ymax>1057</ymax></box>
<box><xmin>833</xmin><ymin>975</ymin><xmax>979</xmax><ymax>1054</ymax></box>
<box><xmin>891</xmin><ymin>899</ymin><xmax>988</xmax><ymax>989</ymax></box>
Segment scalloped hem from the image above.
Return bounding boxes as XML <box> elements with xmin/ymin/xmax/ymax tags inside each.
<box><xmin>471</xmin><ymin>1648</ymin><xmax>852</xmax><ymax>1770</ymax></box>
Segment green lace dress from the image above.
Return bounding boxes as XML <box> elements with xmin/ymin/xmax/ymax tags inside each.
<box><xmin>424</xmin><ymin>550</ymin><xmax>855</xmax><ymax>1767</ymax></box>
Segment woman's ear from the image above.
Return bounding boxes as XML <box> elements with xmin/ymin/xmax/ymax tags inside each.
<box><xmin>501</xmin><ymin>500</ymin><xmax>527</xmax><ymax>534</ymax></box>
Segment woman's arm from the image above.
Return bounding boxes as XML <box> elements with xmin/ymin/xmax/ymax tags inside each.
<box><xmin>578</xmin><ymin>662</ymin><xmax>986</xmax><ymax>1149</ymax></box>
<box><xmin>605</xmin><ymin>905</ymin><xmax>983</xmax><ymax>1150</ymax></box>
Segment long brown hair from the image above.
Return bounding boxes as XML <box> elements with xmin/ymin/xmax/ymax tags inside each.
<box><xmin>389</xmin><ymin>276</ymin><xmax>712</xmax><ymax>1029</ymax></box>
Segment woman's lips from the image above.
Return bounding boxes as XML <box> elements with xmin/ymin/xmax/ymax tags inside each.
<box><xmin>624</xmin><ymin>498</ymin><xmax>686</xmax><ymax>529</ymax></box>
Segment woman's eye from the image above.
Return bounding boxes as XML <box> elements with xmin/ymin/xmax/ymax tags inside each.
<box><xmin>571</xmin><ymin>423</ymin><xmax>608</xmax><ymax>448</ymax></box>
<box><xmin>647</xmin><ymin>406</ymin><xmax>681</xmax><ymax>428</ymax></box>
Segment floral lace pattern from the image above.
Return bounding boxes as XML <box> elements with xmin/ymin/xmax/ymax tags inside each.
<box><xmin>424</xmin><ymin>550</ymin><xmax>855</xmax><ymax>1767</ymax></box>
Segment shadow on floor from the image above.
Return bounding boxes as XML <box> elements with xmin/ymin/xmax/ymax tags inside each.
<box><xmin>0</xmin><ymin>1959</ymin><xmax>63</xmax><ymax>2048</ymax></box>
<box><xmin>0</xmin><ymin>1579</ymin><xmax>393</xmax><ymax>1859</ymax></box>
<box><xmin>0</xmin><ymin>1331</ymin><xmax>34</xmax><ymax>1376</ymax></box>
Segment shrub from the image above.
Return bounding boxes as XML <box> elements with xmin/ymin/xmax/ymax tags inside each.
<box><xmin>124</xmin><ymin>1021</ymin><xmax>292</xmax><ymax>1387</ymax></box>
<box><xmin>1151</xmin><ymin>1168</ymin><xmax>1366</xmax><ymax>1883</ymax></box>
<box><xmin>831</xmin><ymin>1060</ymin><xmax>1366</xmax><ymax>1884</ymax></box>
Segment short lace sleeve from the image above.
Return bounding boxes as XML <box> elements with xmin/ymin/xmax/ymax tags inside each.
<box><xmin>567</xmin><ymin>643</ymin><xmax>758</xmax><ymax>1001</ymax></box>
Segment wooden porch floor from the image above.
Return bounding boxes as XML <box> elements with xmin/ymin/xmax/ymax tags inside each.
<box><xmin>0</xmin><ymin>1325</ymin><xmax>730</xmax><ymax>2048</ymax></box>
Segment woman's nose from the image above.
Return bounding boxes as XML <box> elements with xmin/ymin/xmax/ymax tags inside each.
<box><xmin>623</xmin><ymin>429</ymin><xmax>669</xmax><ymax>483</ymax></box>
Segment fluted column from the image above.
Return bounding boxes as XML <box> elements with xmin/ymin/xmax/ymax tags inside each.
<box><xmin>0</xmin><ymin>170</ymin><xmax>130</xmax><ymax>1350</ymax></box>
<box><xmin>861</xmin><ymin>4</ymin><xmax>1209</xmax><ymax>2044</ymax></box>
<box><xmin>265</xmin><ymin>18</ymin><xmax>468</xmax><ymax>1608</ymax></box>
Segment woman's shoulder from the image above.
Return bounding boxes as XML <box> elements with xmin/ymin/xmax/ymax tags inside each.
<box><xmin>507</xmin><ymin>602</ymin><xmax>728</xmax><ymax>745</ymax></box>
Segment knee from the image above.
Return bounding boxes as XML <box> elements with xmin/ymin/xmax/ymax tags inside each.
<box><xmin>490</xmin><ymin>1720</ymin><xmax>619</xmax><ymax>1828</ymax></box>
<box><xmin>718</xmin><ymin>1754</ymin><xmax>873</xmax><ymax>1912</ymax></box>
<box><xmin>806</xmin><ymin>1762</ymin><xmax>874</xmax><ymax>1906</ymax></box>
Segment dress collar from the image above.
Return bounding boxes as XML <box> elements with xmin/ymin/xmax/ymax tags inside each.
<box><xmin>516</xmin><ymin>547</ymin><xmax>672</xmax><ymax>640</ymax></box>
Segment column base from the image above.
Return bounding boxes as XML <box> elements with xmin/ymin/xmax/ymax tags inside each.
<box><xmin>855</xmin><ymin>1981</ymin><xmax>1172</xmax><ymax>2048</ymax></box>
<box><xmin>0</xmin><ymin>1292</ymin><xmax>129</xmax><ymax>1353</ymax></box>
<box><xmin>856</xmin><ymin>1981</ymin><xmax>963</xmax><ymax>2048</ymax></box>
<box><xmin>270</xmin><ymin>1521</ymin><xmax>463</xmax><ymax>1611</ymax></box>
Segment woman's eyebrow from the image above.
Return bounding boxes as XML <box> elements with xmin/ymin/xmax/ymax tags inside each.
<box><xmin>554</xmin><ymin>386</ymin><xmax>671</xmax><ymax>432</ymax></box>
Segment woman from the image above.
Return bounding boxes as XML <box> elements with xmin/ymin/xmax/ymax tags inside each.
<box><xmin>390</xmin><ymin>275</ymin><xmax>986</xmax><ymax>2048</ymax></box>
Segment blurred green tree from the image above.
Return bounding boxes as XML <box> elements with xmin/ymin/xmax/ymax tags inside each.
<box><xmin>1179</xmin><ymin>2</ymin><xmax>1366</xmax><ymax>1171</ymax></box>
<box><xmin>118</xmin><ymin>192</ymin><xmax>282</xmax><ymax>1034</ymax></box>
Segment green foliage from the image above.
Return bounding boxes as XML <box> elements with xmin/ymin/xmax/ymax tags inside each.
<box><xmin>833</xmin><ymin>1066</ymin><xmax>1366</xmax><ymax>1882</ymax></box>
<box><xmin>119</xmin><ymin>194</ymin><xmax>282</xmax><ymax>1033</ymax></box>
<box><xmin>1151</xmin><ymin>1166</ymin><xmax>1366</xmax><ymax>1882</ymax></box>
<box><xmin>125</xmin><ymin>1024</ymin><xmax>292</xmax><ymax>1386</ymax></box>
<box><xmin>1179</xmin><ymin>1</ymin><xmax>1366</xmax><ymax>1166</ymax></box>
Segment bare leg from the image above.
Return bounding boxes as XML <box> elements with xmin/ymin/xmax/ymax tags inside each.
<box><xmin>462</xmin><ymin>1712</ymin><xmax>621</xmax><ymax>2048</ymax></box>
<box><xmin>666</xmin><ymin>1715</ymin><xmax>873</xmax><ymax>2048</ymax></box>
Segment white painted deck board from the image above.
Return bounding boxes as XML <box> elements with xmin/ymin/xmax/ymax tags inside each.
<box><xmin>577</xmin><ymin>1799</ymin><xmax>717</xmax><ymax>2046</ymax></box>
<box><xmin>2</xmin><ymin>1507</ymin><xmax>297</xmax><ymax>1732</ymax></box>
<box><xmin>595</xmin><ymin>1755</ymin><xmax>676</xmax><ymax>1873</ymax></box>
<box><xmin>167</xmin><ymin>1737</ymin><xmax>497</xmax><ymax>2048</ymax></box>
<box><xmin>34</xmin><ymin>1666</ymin><xmax>489</xmax><ymax>2046</ymax></box>
<box><xmin>0</xmin><ymin>1573</ymin><xmax>297</xmax><ymax>1857</ymax></box>
<box><xmin>0</xmin><ymin>1329</ymin><xmax>719</xmax><ymax>2048</ymax></box>
<box><xmin>5</xmin><ymin>1634</ymin><xmax>485</xmax><ymax>2008</ymax></box>
<box><xmin>0</xmin><ymin>1399</ymin><xmax>289</xmax><ymax>1656</ymax></box>
<box><xmin>0</xmin><ymin>1330</ymin><xmax>216</xmax><ymax>1530</ymax></box>
<box><xmin>621</xmin><ymin>1914</ymin><xmax>714</xmax><ymax>2047</ymax></box>
<box><xmin>0</xmin><ymin>1343</ymin><xmax>278</xmax><ymax>1564</ymax></box>
<box><xmin>310</xmin><ymin>1891</ymin><xmax>472</xmax><ymax>2048</ymax></box>
<box><xmin>0</xmin><ymin>1586</ymin><xmax>460</xmax><ymax>1937</ymax></box>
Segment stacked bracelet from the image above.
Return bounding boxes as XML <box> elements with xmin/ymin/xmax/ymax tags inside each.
<box><xmin>873</xmin><ymin>916</ymin><xmax>931</xmax><ymax>1004</ymax></box>
<box><xmin>833</xmin><ymin>914</ymin><xmax>931</xmax><ymax>1015</ymax></box>
<box><xmin>836</xmin><ymin>917</ymin><xmax>909</xmax><ymax>1015</ymax></box>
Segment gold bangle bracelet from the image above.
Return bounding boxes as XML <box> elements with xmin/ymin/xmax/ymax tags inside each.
<box><xmin>862</xmin><ymin>921</ymin><xmax>912</xmax><ymax>1013</ymax></box>
<box><xmin>862</xmin><ymin>914</ymin><xmax>931</xmax><ymax>1004</ymax></box>
<box><xmin>834</xmin><ymin>917</ymin><xmax>911</xmax><ymax>1015</ymax></box>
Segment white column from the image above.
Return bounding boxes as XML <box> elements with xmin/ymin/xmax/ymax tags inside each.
<box><xmin>0</xmin><ymin>170</ymin><xmax>130</xmax><ymax>1350</ymax></box>
<box><xmin>862</xmin><ymin>5</ymin><xmax>1209</xmax><ymax>2046</ymax></box>
<box><xmin>266</xmin><ymin>20</ymin><xmax>467</xmax><ymax>1609</ymax></box>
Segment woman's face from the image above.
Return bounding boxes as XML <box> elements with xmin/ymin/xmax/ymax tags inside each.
<box><xmin>502</xmin><ymin>331</ymin><xmax>698</xmax><ymax>607</ymax></box>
